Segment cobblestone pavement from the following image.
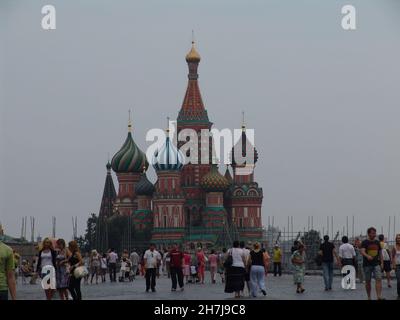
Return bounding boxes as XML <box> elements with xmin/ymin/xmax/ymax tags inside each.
<box><xmin>15</xmin><ymin>273</ymin><xmax>398</xmax><ymax>300</ymax></box>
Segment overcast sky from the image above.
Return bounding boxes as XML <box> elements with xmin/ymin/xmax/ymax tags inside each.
<box><xmin>1</xmin><ymin>0</ymin><xmax>400</xmax><ymax>241</ymax></box>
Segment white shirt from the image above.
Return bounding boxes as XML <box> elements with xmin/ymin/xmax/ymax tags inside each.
<box><xmin>339</xmin><ymin>243</ymin><xmax>356</xmax><ymax>259</ymax></box>
<box><xmin>40</xmin><ymin>250</ymin><xmax>53</xmax><ymax>269</ymax></box>
<box><xmin>108</xmin><ymin>252</ymin><xmax>118</xmax><ymax>264</ymax></box>
<box><xmin>130</xmin><ymin>252</ymin><xmax>140</xmax><ymax>265</ymax></box>
<box><xmin>228</xmin><ymin>247</ymin><xmax>245</xmax><ymax>268</ymax></box>
<box><xmin>144</xmin><ymin>249</ymin><xmax>161</xmax><ymax>269</ymax></box>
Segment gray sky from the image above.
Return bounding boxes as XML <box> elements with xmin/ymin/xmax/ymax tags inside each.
<box><xmin>1</xmin><ymin>0</ymin><xmax>400</xmax><ymax>241</ymax></box>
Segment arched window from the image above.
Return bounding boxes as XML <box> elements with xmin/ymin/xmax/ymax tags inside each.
<box><xmin>163</xmin><ymin>215</ymin><xmax>167</xmax><ymax>228</ymax></box>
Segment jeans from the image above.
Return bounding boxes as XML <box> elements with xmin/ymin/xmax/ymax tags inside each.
<box><xmin>322</xmin><ymin>262</ymin><xmax>334</xmax><ymax>289</ymax></box>
<box><xmin>68</xmin><ymin>275</ymin><xmax>82</xmax><ymax>300</ymax></box>
<box><xmin>170</xmin><ymin>267</ymin><xmax>184</xmax><ymax>289</ymax></box>
<box><xmin>395</xmin><ymin>266</ymin><xmax>400</xmax><ymax>296</ymax></box>
<box><xmin>273</xmin><ymin>262</ymin><xmax>282</xmax><ymax>276</ymax></box>
<box><xmin>109</xmin><ymin>263</ymin><xmax>117</xmax><ymax>282</ymax></box>
<box><xmin>0</xmin><ymin>290</ymin><xmax>8</xmax><ymax>300</ymax></box>
<box><xmin>145</xmin><ymin>268</ymin><xmax>157</xmax><ymax>291</ymax></box>
<box><xmin>250</xmin><ymin>265</ymin><xmax>266</xmax><ymax>297</ymax></box>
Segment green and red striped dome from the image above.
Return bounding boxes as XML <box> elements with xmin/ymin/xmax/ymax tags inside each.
<box><xmin>111</xmin><ymin>131</ymin><xmax>148</xmax><ymax>173</ymax></box>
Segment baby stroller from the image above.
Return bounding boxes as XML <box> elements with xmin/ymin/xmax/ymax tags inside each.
<box><xmin>189</xmin><ymin>265</ymin><xmax>199</xmax><ymax>283</ymax></box>
<box><xmin>119</xmin><ymin>258</ymin><xmax>134</xmax><ymax>282</ymax></box>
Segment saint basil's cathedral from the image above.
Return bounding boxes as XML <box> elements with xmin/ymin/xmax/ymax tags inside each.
<box><xmin>98</xmin><ymin>42</ymin><xmax>264</xmax><ymax>249</ymax></box>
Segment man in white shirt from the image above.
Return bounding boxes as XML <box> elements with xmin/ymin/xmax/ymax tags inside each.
<box><xmin>107</xmin><ymin>248</ymin><xmax>118</xmax><ymax>282</ymax></box>
<box><xmin>339</xmin><ymin>236</ymin><xmax>356</xmax><ymax>266</ymax></box>
<box><xmin>130</xmin><ymin>249</ymin><xmax>140</xmax><ymax>280</ymax></box>
<box><xmin>143</xmin><ymin>243</ymin><xmax>161</xmax><ymax>292</ymax></box>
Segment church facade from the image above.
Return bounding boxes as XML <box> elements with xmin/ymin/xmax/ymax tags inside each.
<box><xmin>98</xmin><ymin>42</ymin><xmax>263</xmax><ymax>249</ymax></box>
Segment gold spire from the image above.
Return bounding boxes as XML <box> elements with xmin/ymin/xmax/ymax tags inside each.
<box><xmin>166</xmin><ymin>116</ymin><xmax>170</xmax><ymax>133</ymax></box>
<box><xmin>185</xmin><ymin>40</ymin><xmax>201</xmax><ymax>62</ymax></box>
<box><xmin>128</xmin><ymin>109</ymin><xmax>132</xmax><ymax>132</ymax></box>
<box><xmin>241</xmin><ymin>111</ymin><xmax>246</xmax><ymax>131</ymax></box>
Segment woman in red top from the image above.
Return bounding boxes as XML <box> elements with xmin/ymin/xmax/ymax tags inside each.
<box><xmin>196</xmin><ymin>248</ymin><xmax>206</xmax><ymax>284</ymax></box>
<box><xmin>183</xmin><ymin>251</ymin><xmax>191</xmax><ymax>284</ymax></box>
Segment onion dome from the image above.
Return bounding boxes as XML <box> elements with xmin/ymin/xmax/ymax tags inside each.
<box><xmin>153</xmin><ymin>134</ymin><xmax>185</xmax><ymax>171</ymax></box>
<box><xmin>111</xmin><ymin>120</ymin><xmax>149</xmax><ymax>173</ymax></box>
<box><xmin>200</xmin><ymin>165</ymin><xmax>230</xmax><ymax>192</ymax></box>
<box><xmin>185</xmin><ymin>41</ymin><xmax>201</xmax><ymax>63</ymax></box>
<box><xmin>135</xmin><ymin>173</ymin><xmax>155</xmax><ymax>196</ymax></box>
<box><xmin>231</xmin><ymin>123</ymin><xmax>258</xmax><ymax>166</ymax></box>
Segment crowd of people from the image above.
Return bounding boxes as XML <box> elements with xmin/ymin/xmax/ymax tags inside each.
<box><xmin>0</xmin><ymin>227</ymin><xmax>399</xmax><ymax>300</ymax></box>
<box><xmin>315</xmin><ymin>227</ymin><xmax>400</xmax><ymax>300</ymax></box>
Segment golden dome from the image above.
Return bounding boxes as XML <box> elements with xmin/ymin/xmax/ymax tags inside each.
<box><xmin>185</xmin><ymin>41</ymin><xmax>201</xmax><ymax>62</ymax></box>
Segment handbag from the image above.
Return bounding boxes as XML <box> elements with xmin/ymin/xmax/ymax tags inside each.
<box><xmin>223</xmin><ymin>251</ymin><xmax>233</xmax><ymax>268</ymax></box>
<box><xmin>73</xmin><ymin>266</ymin><xmax>89</xmax><ymax>279</ymax></box>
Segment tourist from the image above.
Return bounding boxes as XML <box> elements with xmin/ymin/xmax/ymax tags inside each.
<box><xmin>90</xmin><ymin>249</ymin><xmax>100</xmax><ymax>284</ymax></box>
<box><xmin>169</xmin><ymin>244</ymin><xmax>184</xmax><ymax>291</ymax></box>
<box><xmin>67</xmin><ymin>240</ymin><xmax>84</xmax><ymax>300</ymax></box>
<box><xmin>196</xmin><ymin>247</ymin><xmax>206</xmax><ymax>284</ymax></box>
<box><xmin>217</xmin><ymin>248</ymin><xmax>227</xmax><ymax>283</ymax></box>
<box><xmin>13</xmin><ymin>250</ymin><xmax>20</xmax><ymax>282</ymax></box>
<box><xmin>224</xmin><ymin>240</ymin><xmax>246</xmax><ymax>298</ymax></box>
<box><xmin>190</xmin><ymin>251</ymin><xmax>198</xmax><ymax>283</ymax></box>
<box><xmin>354</xmin><ymin>238</ymin><xmax>365</xmax><ymax>283</ymax></box>
<box><xmin>207</xmin><ymin>250</ymin><xmax>217</xmax><ymax>284</ymax></box>
<box><xmin>100</xmin><ymin>253</ymin><xmax>107</xmax><ymax>283</ymax></box>
<box><xmin>108</xmin><ymin>248</ymin><xmax>118</xmax><ymax>282</ymax></box>
<box><xmin>163</xmin><ymin>249</ymin><xmax>171</xmax><ymax>278</ymax></box>
<box><xmin>338</xmin><ymin>236</ymin><xmax>356</xmax><ymax>266</ymax></box>
<box><xmin>140</xmin><ymin>251</ymin><xmax>146</xmax><ymax>277</ymax></box>
<box><xmin>272</xmin><ymin>244</ymin><xmax>282</xmax><ymax>276</ymax></box>
<box><xmin>361</xmin><ymin>227</ymin><xmax>384</xmax><ymax>300</ymax></box>
<box><xmin>378</xmin><ymin>234</ymin><xmax>392</xmax><ymax>288</ymax></box>
<box><xmin>144</xmin><ymin>243</ymin><xmax>161</xmax><ymax>292</ymax></box>
<box><xmin>391</xmin><ymin>234</ymin><xmax>400</xmax><ymax>299</ymax></box>
<box><xmin>83</xmin><ymin>252</ymin><xmax>90</xmax><ymax>285</ymax></box>
<box><xmin>291</xmin><ymin>243</ymin><xmax>306</xmax><ymax>293</ymax></box>
<box><xmin>248</xmin><ymin>242</ymin><xmax>268</xmax><ymax>297</ymax></box>
<box><xmin>55</xmin><ymin>239</ymin><xmax>70</xmax><ymax>300</ymax></box>
<box><xmin>318</xmin><ymin>235</ymin><xmax>340</xmax><ymax>291</ymax></box>
<box><xmin>0</xmin><ymin>240</ymin><xmax>16</xmax><ymax>300</ymax></box>
<box><xmin>183</xmin><ymin>250</ymin><xmax>191</xmax><ymax>284</ymax></box>
<box><xmin>130</xmin><ymin>249</ymin><xmax>140</xmax><ymax>279</ymax></box>
<box><xmin>119</xmin><ymin>257</ymin><xmax>131</xmax><ymax>282</ymax></box>
<box><xmin>240</xmin><ymin>241</ymin><xmax>251</xmax><ymax>295</ymax></box>
<box><xmin>36</xmin><ymin>237</ymin><xmax>57</xmax><ymax>300</ymax></box>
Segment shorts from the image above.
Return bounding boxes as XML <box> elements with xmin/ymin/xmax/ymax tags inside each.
<box><xmin>382</xmin><ymin>261</ymin><xmax>391</xmax><ymax>273</ymax></box>
<box><xmin>364</xmin><ymin>265</ymin><xmax>382</xmax><ymax>282</ymax></box>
